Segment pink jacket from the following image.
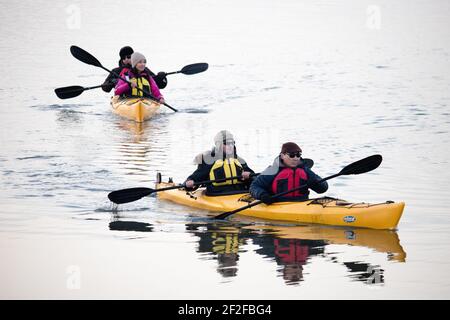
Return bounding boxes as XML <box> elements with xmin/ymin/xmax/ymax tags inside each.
<box><xmin>114</xmin><ymin>69</ymin><xmax>163</xmax><ymax>99</ymax></box>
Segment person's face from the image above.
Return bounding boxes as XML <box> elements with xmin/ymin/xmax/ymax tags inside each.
<box><xmin>223</xmin><ymin>140</ymin><xmax>235</xmax><ymax>155</ymax></box>
<box><xmin>136</xmin><ymin>59</ymin><xmax>146</xmax><ymax>72</ymax></box>
<box><xmin>280</xmin><ymin>151</ymin><xmax>301</xmax><ymax>168</ymax></box>
<box><xmin>122</xmin><ymin>55</ymin><xmax>131</xmax><ymax>65</ymax></box>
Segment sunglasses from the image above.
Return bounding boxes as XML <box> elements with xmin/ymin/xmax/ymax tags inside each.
<box><xmin>124</xmin><ymin>55</ymin><xmax>131</xmax><ymax>59</ymax></box>
<box><xmin>284</xmin><ymin>151</ymin><xmax>302</xmax><ymax>158</ymax></box>
<box><xmin>223</xmin><ymin>140</ymin><xmax>235</xmax><ymax>146</ymax></box>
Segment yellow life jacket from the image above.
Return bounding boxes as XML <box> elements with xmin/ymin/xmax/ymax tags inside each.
<box><xmin>211</xmin><ymin>232</ymin><xmax>241</xmax><ymax>254</ymax></box>
<box><xmin>209</xmin><ymin>158</ymin><xmax>244</xmax><ymax>186</ymax></box>
<box><xmin>131</xmin><ymin>76</ymin><xmax>151</xmax><ymax>97</ymax></box>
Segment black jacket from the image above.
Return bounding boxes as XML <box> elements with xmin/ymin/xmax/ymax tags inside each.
<box><xmin>186</xmin><ymin>148</ymin><xmax>255</xmax><ymax>196</ymax></box>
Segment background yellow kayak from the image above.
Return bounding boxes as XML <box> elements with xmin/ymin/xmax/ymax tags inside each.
<box><xmin>110</xmin><ymin>96</ymin><xmax>161</xmax><ymax>122</ymax></box>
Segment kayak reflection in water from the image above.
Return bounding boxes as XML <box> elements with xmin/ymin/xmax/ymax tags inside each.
<box><xmin>102</xmin><ymin>46</ymin><xmax>167</xmax><ymax>93</ymax></box>
<box><xmin>114</xmin><ymin>52</ymin><xmax>165</xmax><ymax>103</ymax></box>
<box><xmin>250</xmin><ymin>142</ymin><xmax>328</xmax><ymax>204</ymax></box>
<box><xmin>185</xmin><ymin>223</ymin><xmax>406</xmax><ymax>285</ymax></box>
<box><xmin>184</xmin><ymin>130</ymin><xmax>255</xmax><ymax>196</ymax></box>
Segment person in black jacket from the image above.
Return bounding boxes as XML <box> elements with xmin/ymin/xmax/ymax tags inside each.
<box><xmin>101</xmin><ymin>46</ymin><xmax>167</xmax><ymax>92</ymax></box>
<box><xmin>250</xmin><ymin>142</ymin><xmax>328</xmax><ymax>204</ymax></box>
<box><xmin>184</xmin><ymin>130</ymin><xmax>255</xmax><ymax>196</ymax></box>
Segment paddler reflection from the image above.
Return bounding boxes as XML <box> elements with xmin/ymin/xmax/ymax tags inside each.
<box><xmin>186</xmin><ymin>223</ymin><xmax>406</xmax><ymax>285</ymax></box>
<box><xmin>186</xmin><ymin>224</ymin><xmax>244</xmax><ymax>277</ymax></box>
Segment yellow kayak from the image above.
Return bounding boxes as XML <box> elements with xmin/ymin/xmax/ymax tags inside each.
<box><xmin>156</xmin><ymin>181</ymin><xmax>405</xmax><ymax>230</ymax></box>
<box><xmin>110</xmin><ymin>95</ymin><xmax>161</xmax><ymax>122</ymax></box>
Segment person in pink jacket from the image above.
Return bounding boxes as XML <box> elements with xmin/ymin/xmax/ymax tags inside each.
<box><xmin>114</xmin><ymin>52</ymin><xmax>165</xmax><ymax>103</ymax></box>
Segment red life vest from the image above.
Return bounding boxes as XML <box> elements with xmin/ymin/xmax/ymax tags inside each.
<box><xmin>274</xmin><ymin>239</ymin><xmax>309</xmax><ymax>264</ymax></box>
<box><xmin>271</xmin><ymin>167</ymin><xmax>308</xmax><ymax>197</ymax></box>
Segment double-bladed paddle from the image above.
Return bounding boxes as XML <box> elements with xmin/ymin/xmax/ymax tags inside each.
<box><xmin>54</xmin><ymin>63</ymin><xmax>208</xmax><ymax>100</ymax></box>
<box><xmin>108</xmin><ymin>173</ymin><xmax>258</xmax><ymax>205</ymax></box>
<box><xmin>68</xmin><ymin>45</ymin><xmax>178</xmax><ymax>112</ymax></box>
<box><xmin>107</xmin><ymin>158</ymin><xmax>314</xmax><ymax>205</ymax></box>
<box><xmin>214</xmin><ymin>154</ymin><xmax>383</xmax><ymax>220</ymax></box>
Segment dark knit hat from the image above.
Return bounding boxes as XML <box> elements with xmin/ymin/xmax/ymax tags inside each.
<box><xmin>119</xmin><ymin>46</ymin><xmax>134</xmax><ymax>59</ymax></box>
<box><xmin>281</xmin><ymin>142</ymin><xmax>302</xmax><ymax>154</ymax></box>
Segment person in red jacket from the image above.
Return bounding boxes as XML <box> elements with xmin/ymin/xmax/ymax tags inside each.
<box><xmin>250</xmin><ymin>142</ymin><xmax>328</xmax><ymax>204</ymax></box>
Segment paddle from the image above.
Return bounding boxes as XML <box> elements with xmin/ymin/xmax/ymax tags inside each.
<box><xmin>214</xmin><ymin>154</ymin><xmax>383</xmax><ymax>220</ymax></box>
<box><xmin>54</xmin><ymin>63</ymin><xmax>208</xmax><ymax>100</ymax></box>
<box><xmin>108</xmin><ymin>173</ymin><xmax>258</xmax><ymax>205</ymax></box>
<box><xmin>165</xmin><ymin>63</ymin><xmax>209</xmax><ymax>76</ymax></box>
<box><xmin>69</xmin><ymin>45</ymin><xmax>178</xmax><ymax>112</ymax></box>
<box><xmin>107</xmin><ymin>158</ymin><xmax>314</xmax><ymax>205</ymax></box>
<box><xmin>54</xmin><ymin>85</ymin><xmax>102</xmax><ymax>99</ymax></box>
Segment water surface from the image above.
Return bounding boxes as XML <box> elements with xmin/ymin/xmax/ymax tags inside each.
<box><xmin>1</xmin><ymin>0</ymin><xmax>450</xmax><ymax>299</ymax></box>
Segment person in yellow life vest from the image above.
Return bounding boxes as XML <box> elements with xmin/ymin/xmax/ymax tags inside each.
<box><xmin>114</xmin><ymin>52</ymin><xmax>165</xmax><ymax>103</ymax></box>
<box><xmin>184</xmin><ymin>130</ymin><xmax>255</xmax><ymax>196</ymax></box>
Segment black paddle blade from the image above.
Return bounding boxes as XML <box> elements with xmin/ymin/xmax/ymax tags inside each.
<box><xmin>181</xmin><ymin>63</ymin><xmax>208</xmax><ymax>75</ymax></box>
<box><xmin>108</xmin><ymin>187</ymin><xmax>154</xmax><ymax>204</ymax></box>
<box><xmin>339</xmin><ymin>154</ymin><xmax>382</xmax><ymax>176</ymax></box>
<box><xmin>70</xmin><ymin>45</ymin><xmax>102</xmax><ymax>67</ymax></box>
<box><xmin>54</xmin><ymin>86</ymin><xmax>84</xmax><ymax>99</ymax></box>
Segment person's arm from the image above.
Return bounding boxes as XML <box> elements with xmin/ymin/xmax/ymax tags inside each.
<box><xmin>305</xmin><ymin>168</ymin><xmax>328</xmax><ymax>194</ymax></box>
<box><xmin>241</xmin><ymin>161</ymin><xmax>255</xmax><ymax>175</ymax></box>
<box><xmin>186</xmin><ymin>163</ymin><xmax>211</xmax><ymax>183</ymax></box>
<box><xmin>102</xmin><ymin>72</ymin><xmax>117</xmax><ymax>93</ymax></box>
<box><xmin>152</xmin><ymin>72</ymin><xmax>168</xmax><ymax>89</ymax></box>
<box><xmin>249</xmin><ymin>172</ymin><xmax>274</xmax><ymax>200</ymax></box>
<box><xmin>149</xmin><ymin>77</ymin><xmax>163</xmax><ymax>100</ymax></box>
<box><xmin>114</xmin><ymin>78</ymin><xmax>130</xmax><ymax>96</ymax></box>
<box><xmin>184</xmin><ymin>162</ymin><xmax>212</xmax><ymax>190</ymax></box>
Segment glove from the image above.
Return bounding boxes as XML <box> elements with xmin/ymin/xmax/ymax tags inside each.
<box><xmin>101</xmin><ymin>82</ymin><xmax>114</xmax><ymax>93</ymax></box>
<box><xmin>260</xmin><ymin>193</ymin><xmax>275</xmax><ymax>205</ymax></box>
<box><xmin>154</xmin><ymin>72</ymin><xmax>168</xmax><ymax>89</ymax></box>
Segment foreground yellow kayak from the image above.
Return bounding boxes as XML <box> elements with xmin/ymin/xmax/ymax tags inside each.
<box><xmin>156</xmin><ymin>181</ymin><xmax>405</xmax><ymax>230</ymax></box>
<box><xmin>110</xmin><ymin>95</ymin><xmax>161</xmax><ymax>122</ymax></box>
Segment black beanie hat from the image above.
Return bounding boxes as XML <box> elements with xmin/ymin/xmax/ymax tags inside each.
<box><xmin>119</xmin><ymin>46</ymin><xmax>134</xmax><ymax>59</ymax></box>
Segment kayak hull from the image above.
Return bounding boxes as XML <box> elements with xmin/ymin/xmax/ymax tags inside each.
<box><xmin>156</xmin><ymin>182</ymin><xmax>405</xmax><ymax>230</ymax></box>
<box><xmin>111</xmin><ymin>96</ymin><xmax>160</xmax><ymax>122</ymax></box>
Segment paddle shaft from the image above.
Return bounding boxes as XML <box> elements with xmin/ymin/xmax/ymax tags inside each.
<box><xmin>164</xmin><ymin>71</ymin><xmax>181</xmax><ymax>76</ymax></box>
<box><xmin>214</xmin><ymin>154</ymin><xmax>383</xmax><ymax>219</ymax></box>
<box><xmin>83</xmin><ymin>85</ymin><xmax>103</xmax><ymax>91</ymax></box>
<box><xmin>157</xmin><ymin>173</ymin><xmax>259</xmax><ymax>193</ymax></box>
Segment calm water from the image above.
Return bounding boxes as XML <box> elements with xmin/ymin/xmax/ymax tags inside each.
<box><xmin>1</xmin><ymin>0</ymin><xmax>450</xmax><ymax>299</ymax></box>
